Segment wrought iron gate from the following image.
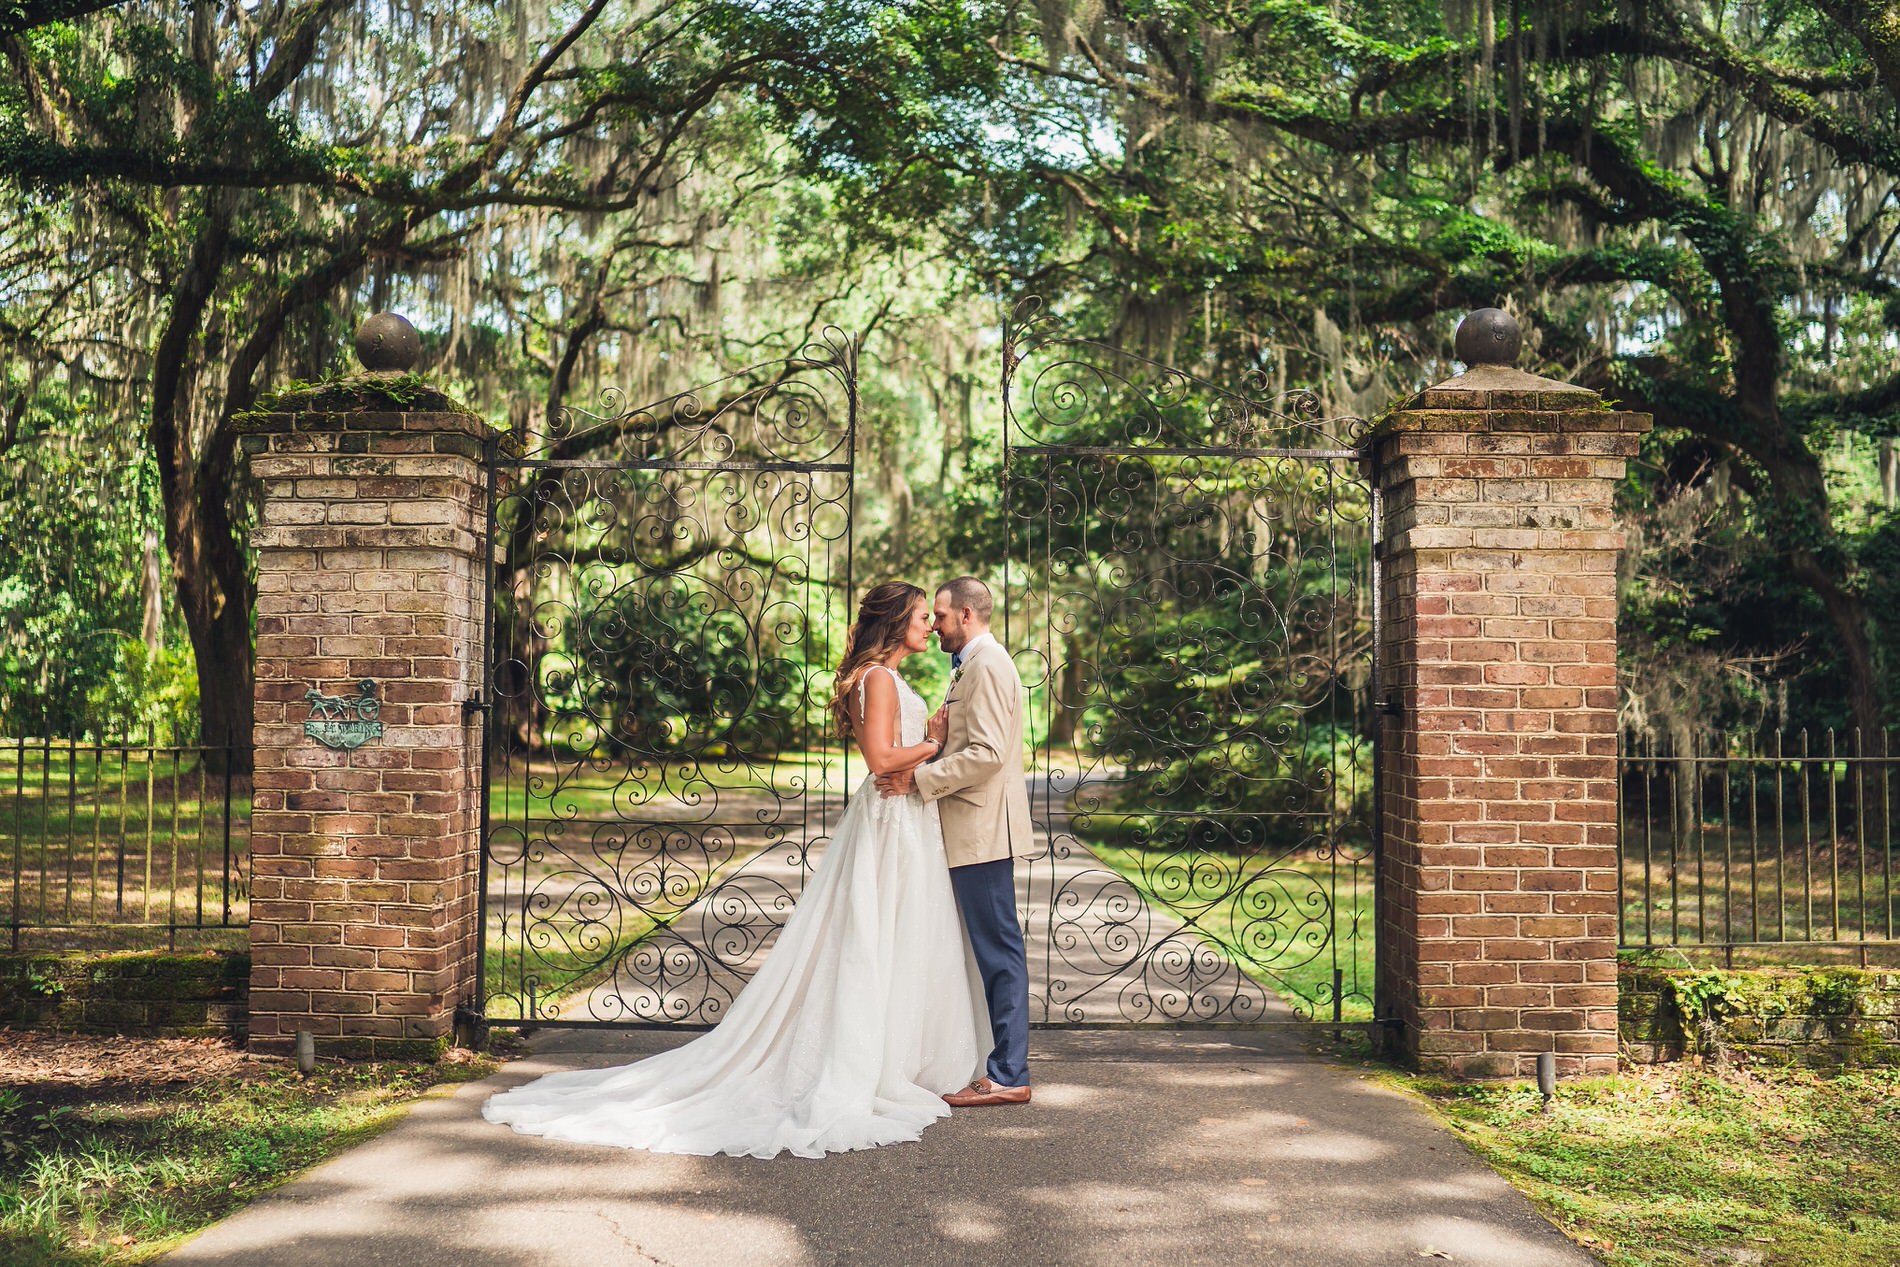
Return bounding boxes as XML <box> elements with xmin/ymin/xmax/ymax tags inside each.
<box><xmin>1001</xmin><ymin>298</ymin><xmax>1378</xmax><ymax>1026</ymax></box>
<box><xmin>474</xmin><ymin>307</ymin><xmax>1378</xmax><ymax>1030</ymax></box>
<box><xmin>477</xmin><ymin>333</ymin><xmax>856</xmax><ymax>1026</ymax></box>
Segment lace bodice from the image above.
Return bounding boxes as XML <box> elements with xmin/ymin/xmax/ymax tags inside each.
<box><xmin>859</xmin><ymin>665</ymin><xmax>927</xmax><ymax>747</ymax></box>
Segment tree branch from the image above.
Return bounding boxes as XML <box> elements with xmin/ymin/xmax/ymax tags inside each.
<box><xmin>0</xmin><ymin>0</ymin><xmax>124</xmax><ymax>37</ymax></box>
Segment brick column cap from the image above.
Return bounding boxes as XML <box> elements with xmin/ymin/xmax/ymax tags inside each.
<box><xmin>235</xmin><ymin>377</ymin><xmax>518</xmax><ymax>454</ymax></box>
<box><xmin>238</xmin><ymin>407</ymin><xmax>507</xmax><ymax>446</ymax></box>
<box><xmin>1373</xmin><ymin>365</ymin><xmax>1653</xmax><ymax>440</ymax></box>
<box><xmin>1416</xmin><ymin>362</ymin><xmax>1594</xmax><ymax>404</ymax></box>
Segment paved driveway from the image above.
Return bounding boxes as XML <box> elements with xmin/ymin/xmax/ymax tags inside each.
<box><xmin>165</xmin><ymin>1029</ymin><xmax>1596</xmax><ymax>1267</ymax></box>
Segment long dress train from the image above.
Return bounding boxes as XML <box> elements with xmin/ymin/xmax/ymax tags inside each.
<box><xmin>482</xmin><ymin>665</ymin><xmax>988</xmax><ymax>1159</ymax></box>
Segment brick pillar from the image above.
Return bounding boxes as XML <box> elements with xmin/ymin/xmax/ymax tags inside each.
<box><xmin>1374</xmin><ymin>309</ymin><xmax>1651</xmax><ymax>1078</ymax></box>
<box><xmin>239</xmin><ymin>315</ymin><xmax>491</xmax><ymax>1058</ymax></box>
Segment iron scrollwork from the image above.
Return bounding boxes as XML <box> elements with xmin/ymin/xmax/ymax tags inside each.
<box><xmin>1003</xmin><ymin>296</ymin><xmax>1378</xmax><ymax>1025</ymax></box>
<box><xmin>478</xmin><ymin>306</ymin><xmax>1378</xmax><ymax>1031</ymax></box>
<box><xmin>481</xmin><ymin>332</ymin><xmax>855</xmax><ymax>1026</ymax></box>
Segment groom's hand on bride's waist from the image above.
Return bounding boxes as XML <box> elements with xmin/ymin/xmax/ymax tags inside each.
<box><xmin>875</xmin><ymin>769</ymin><xmax>915</xmax><ymax>798</ymax></box>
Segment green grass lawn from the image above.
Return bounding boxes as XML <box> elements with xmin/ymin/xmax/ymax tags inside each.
<box><xmin>1620</xmin><ymin>841</ymin><xmax>1898</xmax><ymax>953</ymax></box>
<box><xmin>1386</xmin><ymin>1061</ymin><xmax>1900</xmax><ymax>1267</ymax></box>
<box><xmin>0</xmin><ymin>1035</ymin><xmax>496</xmax><ymax>1265</ymax></box>
<box><xmin>1081</xmin><ymin>827</ymin><xmax>1376</xmax><ymax>1022</ymax></box>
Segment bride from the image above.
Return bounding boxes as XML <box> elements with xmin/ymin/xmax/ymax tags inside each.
<box><xmin>482</xmin><ymin>581</ymin><xmax>990</xmax><ymax>1159</ymax></box>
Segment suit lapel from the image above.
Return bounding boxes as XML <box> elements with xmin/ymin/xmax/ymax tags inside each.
<box><xmin>946</xmin><ymin>637</ymin><xmax>999</xmax><ymax>706</ymax></box>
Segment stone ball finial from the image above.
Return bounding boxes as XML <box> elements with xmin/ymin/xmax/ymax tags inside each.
<box><xmin>1454</xmin><ymin>307</ymin><xmax>1522</xmax><ymax>367</ymax></box>
<box><xmin>354</xmin><ymin>312</ymin><xmax>421</xmax><ymax>374</ymax></box>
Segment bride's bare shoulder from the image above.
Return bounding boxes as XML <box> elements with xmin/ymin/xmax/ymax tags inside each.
<box><xmin>848</xmin><ymin>663</ymin><xmax>899</xmax><ymax>718</ymax></box>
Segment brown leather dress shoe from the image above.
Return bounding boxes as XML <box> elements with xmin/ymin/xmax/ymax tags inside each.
<box><xmin>944</xmin><ymin>1078</ymin><xmax>1031</xmax><ymax>1107</ymax></box>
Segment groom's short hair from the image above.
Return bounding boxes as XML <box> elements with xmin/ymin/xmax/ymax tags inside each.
<box><xmin>938</xmin><ymin>576</ymin><xmax>993</xmax><ymax>623</ymax></box>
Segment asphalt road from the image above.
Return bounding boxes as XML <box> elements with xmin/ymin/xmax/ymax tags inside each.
<box><xmin>164</xmin><ymin>1028</ymin><xmax>1596</xmax><ymax>1267</ymax></box>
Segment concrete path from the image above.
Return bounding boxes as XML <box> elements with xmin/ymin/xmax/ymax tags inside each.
<box><xmin>166</xmin><ymin>1029</ymin><xmax>1595</xmax><ymax>1267</ymax></box>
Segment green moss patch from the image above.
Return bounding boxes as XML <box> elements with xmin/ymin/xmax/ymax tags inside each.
<box><xmin>241</xmin><ymin>372</ymin><xmax>476</xmax><ymax>418</ymax></box>
<box><xmin>1621</xmin><ymin>963</ymin><xmax>1900</xmax><ymax>1068</ymax></box>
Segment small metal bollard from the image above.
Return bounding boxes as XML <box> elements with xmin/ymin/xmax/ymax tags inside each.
<box><xmin>1536</xmin><ymin>1051</ymin><xmax>1557</xmax><ymax>1112</ymax></box>
<box><xmin>294</xmin><ymin>1030</ymin><xmax>316</xmax><ymax>1076</ymax></box>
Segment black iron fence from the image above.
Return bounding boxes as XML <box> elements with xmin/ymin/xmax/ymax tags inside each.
<box><xmin>0</xmin><ymin>737</ymin><xmax>249</xmax><ymax>949</ymax></box>
<box><xmin>4</xmin><ymin>721</ymin><xmax>1893</xmax><ymax>964</ymax></box>
<box><xmin>1619</xmin><ymin>728</ymin><xmax>1896</xmax><ymax>960</ymax></box>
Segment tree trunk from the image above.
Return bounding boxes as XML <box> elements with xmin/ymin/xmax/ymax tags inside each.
<box><xmin>140</xmin><ymin>527</ymin><xmax>164</xmax><ymax>653</ymax></box>
<box><xmin>167</xmin><ymin>470</ymin><xmax>254</xmax><ymax>773</ymax></box>
<box><xmin>1668</xmin><ymin>714</ymin><xmax>1696</xmax><ymax>872</ymax></box>
<box><xmin>1741</xmin><ymin>406</ymin><xmax>1888</xmax><ymax>739</ymax></box>
<box><xmin>1785</xmin><ymin>549</ymin><xmax>1884</xmax><ymax>740</ymax></box>
<box><xmin>148</xmin><ymin>195</ymin><xmax>251</xmax><ymax>771</ymax></box>
<box><xmin>494</xmin><ymin>508</ymin><xmax>554</xmax><ymax>756</ymax></box>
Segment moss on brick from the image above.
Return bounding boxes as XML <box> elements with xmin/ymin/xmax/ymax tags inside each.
<box><xmin>0</xmin><ymin>950</ymin><xmax>248</xmax><ymax>1039</ymax></box>
<box><xmin>1619</xmin><ymin>963</ymin><xmax>1900</xmax><ymax>1068</ymax></box>
<box><xmin>243</xmin><ymin>372</ymin><xmax>477</xmax><ymax>418</ymax></box>
<box><xmin>314</xmin><ymin>1035</ymin><xmax>449</xmax><ymax>1062</ymax></box>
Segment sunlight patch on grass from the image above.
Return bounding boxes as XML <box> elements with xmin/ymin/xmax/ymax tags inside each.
<box><xmin>1389</xmin><ymin>1063</ymin><xmax>1900</xmax><ymax>1267</ymax></box>
<box><xmin>0</xmin><ymin>1052</ymin><xmax>495</xmax><ymax>1265</ymax></box>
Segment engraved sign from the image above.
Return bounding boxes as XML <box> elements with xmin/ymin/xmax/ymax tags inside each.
<box><xmin>303</xmin><ymin>679</ymin><xmax>383</xmax><ymax>749</ymax></box>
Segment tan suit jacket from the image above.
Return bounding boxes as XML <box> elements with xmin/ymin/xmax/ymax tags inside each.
<box><xmin>914</xmin><ymin>634</ymin><xmax>1034</xmax><ymax>869</ymax></box>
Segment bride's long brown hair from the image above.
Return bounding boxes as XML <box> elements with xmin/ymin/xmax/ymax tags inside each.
<box><xmin>830</xmin><ymin>581</ymin><xmax>927</xmax><ymax>739</ymax></box>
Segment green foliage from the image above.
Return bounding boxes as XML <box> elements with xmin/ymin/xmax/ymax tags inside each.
<box><xmin>539</xmin><ymin>571</ymin><xmax>822</xmax><ymax>758</ymax></box>
<box><xmin>19</xmin><ymin>968</ymin><xmax>60</xmax><ymax>1001</ymax></box>
<box><xmin>0</xmin><ymin>376</ymin><xmax>186</xmax><ymax>741</ymax></box>
<box><xmin>1092</xmin><ymin>583</ymin><xmax>1373</xmax><ymax>849</ymax></box>
<box><xmin>81</xmin><ymin>639</ymin><xmax>201</xmax><ymax>747</ymax></box>
<box><xmin>959</xmin><ymin>0</ymin><xmax>1900</xmax><ymax>730</ymax></box>
<box><xmin>1808</xmin><ymin>969</ymin><xmax>1867</xmax><ymax>1019</ymax></box>
<box><xmin>5</xmin><ymin>0</ymin><xmax>1900</xmax><ymax>753</ymax></box>
<box><xmin>0</xmin><ymin>0</ymin><xmax>1004</xmax><ymax>753</ymax></box>
<box><xmin>1666</xmin><ymin>970</ymin><xmax>1749</xmax><ymax>1024</ymax></box>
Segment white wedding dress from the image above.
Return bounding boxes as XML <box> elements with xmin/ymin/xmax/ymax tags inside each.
<box><xmin>483</xmin><ymin>665</ymin><xmax>990</xmax><ymax>1159</ymax></box>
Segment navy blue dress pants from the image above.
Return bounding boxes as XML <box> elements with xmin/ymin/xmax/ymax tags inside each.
<box><xmin>949</xmin><ymin>856</ymin><xmax>1030</xmax><ymax>1087</ymax></box>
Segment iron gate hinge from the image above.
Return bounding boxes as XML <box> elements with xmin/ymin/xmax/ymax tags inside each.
<box><xmin>462</xmin><ymin>693</ymin><xmax>489</xmax><ymax>718</ymax></box>
<box><xmin>1378</xmin><ymin>696</ymin><xmax>1403</xmax><ymax>718</ymax></box>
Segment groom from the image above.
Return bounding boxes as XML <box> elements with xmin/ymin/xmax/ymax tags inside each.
<box><xmin>877</xmin><ymin>576</ymin><xmax>1033</xmax><ymax>1106</ymax></box>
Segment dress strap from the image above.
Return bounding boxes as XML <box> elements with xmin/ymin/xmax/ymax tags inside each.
<box><xmin>858</xmin><ymin>663</ymin><xmax>899</xmax><ymax>700</ymax></box>
<box><xmin>856</xmin><ymin>664</ymin><xmax>902</xmax><ymax>747</ymax></box>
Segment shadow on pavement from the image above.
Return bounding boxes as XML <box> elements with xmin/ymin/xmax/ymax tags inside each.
<box><xmin>164</xmin><ymin>1030</ymin><xmax>1594</xmax><ymax>1267</ymax></box>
